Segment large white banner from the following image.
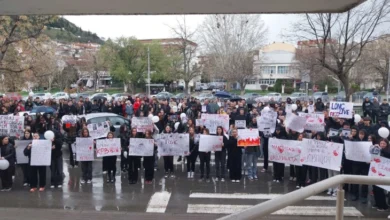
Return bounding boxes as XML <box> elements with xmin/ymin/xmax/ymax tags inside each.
<box><xmin>368</xmin><ymin>156</ymin><xmax>390</xmax><ymax>191</ymax></box>
<box><xmin>96</xmin><ymin>138</ymin><xmax>121</xmax><ymax>157</ymax></box>
<box><xmin>298</xmin><ymin>112</ymin><xmax>325</xmax><ymax>132</ymax></box>
<box><xmin>0</xmin><ymin>115</ymin><xmax>25</xmax><ymax>137</ymax></box>
<box><xmin>285</xmin><ymin>113</ymin><xmax>306</xmax><ymax>133</ymax></box>
<box><xmin>268</xmin><ymin>138</ymin><xmax>302</xmax><ymax>166</ymax></box>
<box><xmin>30</xmin><ymin>140</ymin><xmax>52</xmax><ymax>166</ymax></box>
<box><xmin>129</xmin><ymin>138</ymin><xmax>155</xmax><ymax>156</ymax></box>
<box><xmin>75</xmin><ymin>138</ymin><xmax>95</xmax><ymax>161</ymax></box>
<box><xmin>199</xmin><ymin>135</ymin><xmax>224</xmax><ymax>152</ymax></box>
<box><xmin>329</xmin><ymin>102</ymin><xmax>353</xmax><ymax>119</ymax></box>
<box><xmin>15</xmin><ymin>140</ymin><xmax>30</xmax><ymax>164</ymax></box>
<box><xmin>344</xmin><ymin>140</ymin><xmax>371</xmax><ymax>163</ymax></box>
<box><xmin>237</xmin><ymin>129</ymin><xmax>260</xmax><ymax>147</ymax></box>
<box><xmin>132</xmin><ymin>117</ymin><xmax>154</xmax><ymax>133</ymax></box>
<box><xmin>301</xmin><ymin>139</ymin><xmax>343</xmax><ymax>171</ymax></box>
<box><xmin>200</xmin><ymin>114</ymin><xmax>229</xmax><ymax>134</ymax></box>
<box><xmin>88</xmin><ymin>121</ymin><xmax>110</xmax><ymax>139</ymax></box>
<box><xmin>156</xmin><ymin>133</ymin><xmax>189</xmax><ymax>156</ymax></box>
<box><xmin>257</xmin><ymin>109</ymin><xmax>277</xmax><ymax>133</ymax></box>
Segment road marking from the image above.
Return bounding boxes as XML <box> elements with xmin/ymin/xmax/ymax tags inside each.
<box><xmin>146</xmin><ymin>191</ymin><xmax>171</xmax><ymax>213</ymax></box>
<box><xmin>187</xmin><ymin>205</ymin><xmax>363</xmax><ymax>216</ymax></box>
<box><xmin>189</xmin><ymin>193</ymin><xmax>337</xmax><ymax>201</ymax></box>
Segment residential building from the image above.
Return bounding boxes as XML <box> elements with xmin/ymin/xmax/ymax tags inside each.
<box><xmin>247</xmin><ymin>42</ymin><xmax>300</xmax><ymax>90</ymax></box>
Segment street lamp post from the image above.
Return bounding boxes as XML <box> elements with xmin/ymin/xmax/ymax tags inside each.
<box><xmin>147</xmin><ymin>47</ymin><xmax>151</xmax><ymax>97</ymax></box>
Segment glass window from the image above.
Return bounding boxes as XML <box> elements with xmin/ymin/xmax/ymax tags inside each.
<box><xmin>262</xmin><ymin>66</ymin><xmax>276</xmax><ymax>74</ymax></box>
<box><xmin>108</xmin><ymin>116</ymin><xmax>125</xmax><ymax>126</ymax></box>
<box><xmin>277</xmin><ymin>66</ymin><xmax>289</xmax><ymax>74</ymax></box>
<box><xmin>88</xmin><ymin>117</ymin><xmax>108</xmax><ymax>124</ymax></box>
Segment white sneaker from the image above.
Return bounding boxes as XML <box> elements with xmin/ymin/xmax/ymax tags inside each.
<box><xmin>187</xmin><ymin>172</ymin><xmax>191</xmax><ymax>178</ymax></box>
<box><xmin>58</xmin><ymin>185</ymin><xmax>62</xmax><ymax>188</ymax></box>
<box><xmin>221</xmin><ymin>178</ymin><xmax>225</xmax><ymax>182</ymax></box>
<box><xmin>215</xmin><ymin>178</ymin><xmax>219</xmax><ymax>182</ymax></box>
<box><xmin>231</xmin><ymin>180</ymin><xmax>235</xmax><ymax>183</ymax></box>
<box><xmin>289</xmin><ymin>177</ymin><xmax>293</xmax><ymax>181</ymax></box>
<box><xmin>87</xmin><ymin>180</ymin><xmax>92</xmax><ymax>184</ymax></box>
<box><xmin>332</xmin><ymin>192</ymin><xmax>337</xmax><ymax>197</ymax></box>
<box><xmin>80</xmin><ymin>180</ymin><xmax>86</xmax><ymax>184</ymax></box>
<box><xmin>327</xmin><ymin>189</ymin><xmax>332</xmax><ymax>195</ymax></box>
<box><xmin>190</xmin><ymin>172</ymin><xmax>194</xmax><ymax>178</ymax></box>
<box><xmin>236</xmin><ymin>180</ymin><xmax>240</xmax><ymax>183</ymax></box>
<box><xmin>293</xmin><ymin>177</ymin><xmax>297</xmax><ymax>181</ymax></box>
<box><xmin>75</xmin><ymin>165</ymin><xmax>78</xmax><ymax>168</ymax></box>
<box><xmin>23</xmin><ymin>183</ymin><xmax>28</xmax><ymax>187</ymax></box>
<box><xmin>296</xmin><ymin>186</ymin><xmax>300</xmax><ymax>189</ymax></box>
<box><xmin>50</xmin><ymin>185</ymin><xmax>55</xmax><ymax>189</ymax></box>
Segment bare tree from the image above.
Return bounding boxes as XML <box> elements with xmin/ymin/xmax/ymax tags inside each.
<box><xmin>169</xmin><ymin>16</ymin><xmax>202</xmax><ymax>94</ymax></box>
<box><xmin>287</xmin><ymin>0</ymin><xmax>390</xmax><ymax>100</ymax></box>
<box><xmin>198</xmin><ymin>14</ymin><xmax>268</xmax><ymax>94</ymax></box>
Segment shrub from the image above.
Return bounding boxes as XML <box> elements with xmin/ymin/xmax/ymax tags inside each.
<box><xmin>268</xmin><ymin>86</ymin><xmax>275</xmax><ymax>92</ymax></box>
<box><xmin>284</xmin><ymin>87</ymin><xmax>294</xmax><ymax>94</ymax></box>
<box><xmin>260</xmin><ymin>84</ymin><xmax>268</xmax><ymax>91</ymax></box>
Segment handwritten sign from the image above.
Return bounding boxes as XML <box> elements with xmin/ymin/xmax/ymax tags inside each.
<box><xmin>301</xmin><ymin>139</ymin><xmax>343</xmax><ymax>171</ymax></box>
<box><xmin>15</xmin><ymin>140</ymin><xmax>30</xmax><ymax>164</ymax></box>
<box><xmin>298</xmin><ymin>112</ymin><xmax>325</xmax><ymax>132</ymax></box>
<box><xmin>285</xmin><ymin>113</ymin><xmax>306</xmax><ymax>133</ymax></box>
<box><xmin>96</xmin><ymin>138</ymin><xmax>121</xmax><ymax>157</ymax></box>
<box><xmin>308</xmin><ymin>105</ymin><xmax>315</xmax><ymax>113</ymax></box>
<box><xmin>200</xmin><ymin>114</ymin><xmax>229</xmax><ymax>134</ymax></box>
<box><xmin>344</xmin><ymin>140</ymin><xmax>371</xmax><ymax>163</ymax></box>
<box><xmin>88</xmin><ymin>122</ymin><xmax>110</xmax><ymax>139</ymax></box>
<box><xmin>129</xmin><ymin>138</ymin><xmax>154</xmax><ymax>156</ymax></box>
<box><xmin>196</xmin><ymin>119</ymin><xmax>203</xmax><ymax>126</ymax></box>
<box><xmin>268</xmin><ymin>138</ymin><xmax>302</xmax><ymax>166</ymax></box>
<box><xmin>199</xmin><ymin>135</ymin><xmax>223</xmax><ymax>152</ymax></box>
<box><xmin>285</xmin><ymin>104</ymin><xmax>292</xmax><ymax>113</ymax></box>
<box><xmin>341</xmin><ymin>129</ymin><xmax>351</xmax><ymax>137</ymax></box>
<box><xmin>30</xmin><ymin>140</ymin><xmax>52</xmax><ymax>166</ymax></box>
<box><xmin>0</xmin><ymin>116</ymin><xmax>8</xmax><ymax>136</ymax></box>
<box><xmin>237</xmin><ymin>129</ymin><xmax>260</xmax><ymax>147</ymax></box>
<box><xmin>75</xmin><ymin>138</ymin><xmax>95</xmax><ymax>161</ymax></box>
<box><xmin>132</xmin><ymin>117</ymin><xmax>154</xmax><ymax>133</ymax></box>
<box><xmin>235</xmin><ymin>120</ymin><xmax>246</xmax><ymax>129</ymax></box>
<box><xmin>329</xmin><ymin>102</ymin><xmax>353</xmax><ymax>119</ymax></box>
<box><xmin>9</xmin><ymin>116</ymin><xmax>24</xmax><ymax>137</ymax></box>
<box><xmin>329</xmin><ymin>128</ymin><xmax>339</xmax><ymax>137</ymax></box>
<box><xmin>257</xmin><ymin>109</ymin><xmax>277</xmax><ymax>133</ymax></box>
<box><xmin>368</xmin><ymin>156</ymin><xmax>390</xmax><ymax>191</ymax></box>
<box><xmin>156</xmin><ymin>133</ymin><xmax>189</xmax><ymax>156</ymax></box>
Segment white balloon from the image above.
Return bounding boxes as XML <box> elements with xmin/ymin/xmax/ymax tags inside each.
<box><xmin>174</xmin><ymin>122</ymin><xmax>180</xmax><ymax>131</ymax></box>
<box><xmin>28</xmin><ymin>92</ymin><xmax>34</xmax><ymax>96</ymax></box>
<box><xmin>0</xmin><ymin>160</ymin><xmax>9</xmax><ymax>170</ymax></box>
<box><xmin>180</xmin><ymin>113</ymin><xmax>186</xmax><ymax>119</ymax></box>
<box><xmin>152</xmin><ymin>116</ymin><xmax>159</xmax><ymax>123</ymax></box>
<box><xmin>172</xmin><ymin>106</ymin><xmax>178</xmax><ymax>113</ymax></box>
<box><xmin>277</xmin><ymin>119</ymin><xmax>280</xmax><ymax>124</ymax></box>
<box><xmin>354</xmin><ymin>114</ymin><xmax>361</xmax><ymax>123</ymax></box>
<box><xmin>291</xmin><ymin>104</ymin><xmax>297</xmax><ymax>111</ymax></box>
<box><xmin>148</xmin><ymin>114</ymin><xmax>153</xmax><ymax>119</ymax></box>
<box><xmin>264</xmin><ymin>106</ymin><xmax>270</xmax><ymax>111</ymax></box>
<box><xmin>123</xmin><ymin>151</ymin><xmax>128</xmax><ymax>159</ymax></box>
<box><xmin>378</xmin><ymin>127</ymin><xmax>390</xmax><ymax>138</ymax></box>
<box><xmin>44</xmin><ymin>130</ymin><xmax>55</xmax><ymax>140</ymax></box>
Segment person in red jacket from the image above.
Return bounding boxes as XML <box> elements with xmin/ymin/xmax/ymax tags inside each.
<box><xmin>133</xmin><ymin>98</ymin><xmax>140</xmax><ymax>116</ymax></box>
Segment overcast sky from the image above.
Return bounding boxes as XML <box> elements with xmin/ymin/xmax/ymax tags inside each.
<box><xmin>64</xmin><ymin>14</ymin><xmax>299</xmax><ymax>45</ymax></box>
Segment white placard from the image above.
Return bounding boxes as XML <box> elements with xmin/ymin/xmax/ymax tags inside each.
<box><xmin>199</xmin><ymin>135</ymin><xmax>223</xmax><ymax>152</ymax></box>
<box><xmin>9</xmin><ymin>116</ymin><xmax>24</xmax><ymax>137</ymax></box>
<box><xmin>202</xmin><ymin>105</ymin><xmax>207</xmax><ymax>112</ymax></box>
<box><xmin>285</xmin><ymin>113</ymin><xmax>306</xmax><ymax>133</ymax></box>
<box><xmin>301</xmin><ymin>138</ymin><xmax>343</xmax><ymax>171</ymax></box>
<box><xmin>268</xmin><ymin>138</ymin><xmax>302</xmax><ymax>166</ymax></box>
<box><xmin>129</xmin><ymin>138</ymin><xmax>155</xmax><ymax>156</ymax></box>
<box><xmin>75</xmin><ymin>138</ymin><xmax>95</xmax><ymax>161</ymax></box>
<box><xmin>132</xmin><ymin>117</ymin><xmax>154</xmax><ymax>133</ymax></box>
<box><xmin>96</xmin><ymin>138</ymin><xmax>121</xmax><ymax>157</ymax></box>
<box><xmin>88</xmin><ymin>121</ymin><xmax>110</xmax><ymax>139</ymax></box>
<box><xmin>341</xmin><ymin>129</ymin><xmax>351</xmax><ymax>137</ymax></box>
<box><xmin>298</xmin><ymin>112</ymin><xmax>325</xmax><ymax>132</ymax></box>
<box><xmin>156</xmin><ymin>133</ymin><xmax>190</xmax><ymax>156</ymax></box>
<box><xmin>344</xmin><ymin>140</ymin><xmax>371</xmax><ymax>163</ymax></box>
<box><xmin>329</xmin><ymin>102</ymin><xmax>353</xmax><ymax>119</ymax></box>
<box><xmin>257</xmin><ymin>109</ymin><xmax>277</xmax><ymax>133</ymax></box>
<box><xmin>237</xmin><ymin>129</ymin><xmax>260</xmax><ymax>147</ymax></box>
<box><xmin>329</xmin><ymin>128</ymin><xmax>339</xmax><ymax>137</ymax></box>
<box><xmin>15</xmin><ymin>140</ymin><xmax>30</xmax><ymax>164</ymax></box>
<box><xmin>235</xmin><ymin>120</ymin><xmax>246</xmax><ymax>129</ymax></box>
<box><xmin>30</xmin><ymin>140</ymin><xmax>52</xmax><ymax>166</ymax></box>
<box><xmin>200</xmin><ymin>114</ymin><xmax>229</xmax><ymax>134</ymax></box>
<box><xmin>285</xmin><ymin>104</ymin><xmax>292</xmax><ymax>113</ymax></box>
<box><xmin>368</xmin><ymin>156</ymin><xmax>390</xmax><ymax>191</ymax></box>
<box><xmin>308</xmin><ymin>105</ymin><xmax>315</xmax><ymax>114</ymax></box>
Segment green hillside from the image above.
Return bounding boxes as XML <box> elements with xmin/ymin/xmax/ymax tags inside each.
<box><xmin>45</xmin><ymin>17</ymin><xmax>104</xmax><ymax>44</ymax></box>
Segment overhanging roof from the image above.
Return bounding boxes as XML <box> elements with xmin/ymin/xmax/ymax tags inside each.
<box><xmin>0</xmin><ymin>0</ymin><xmax>365</xmax><ymax>15</ymax></box>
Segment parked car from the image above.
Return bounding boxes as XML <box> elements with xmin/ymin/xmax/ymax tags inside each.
<box><xmin>334</xmin><ymin>91</ymin><xmax>346</xmax><ymax>101</ymax></box>
<box><xmin>52</xmin><ymin>92</ymin><xmax>69</xmax><ymax>100</ymax></box>
<box><xmin>30</xmin><ymin>106</ymin><xmax>56</xmax><ymax>114</ymax></box>
<box><xmin>111</xmin><ymin>93</ymin><xmax>130</xmax><ymax>101</ymax></box>
<box><xmin>241</xmin><ymin>93</ymin><xmax>260</xmax><ymax>101</ymax></box>
<box><xmin>196</xmin><ymin>92</ymin><xmax>214</xmax><ymax>101</ymax></box>
<box><xmin>352</xmin><ymin>91</ymin><xmax>367</xmax><ymax>102</ymax></box>
<box><xmin>155</xmin><ymin>92</ymin><xmax>174</xmax><ymax>100</ymax></box>
<box><xmin>32</xmin><ymin>93</ymin><xmax>52</xmax><ymax>101</ymax></box>
<box><xmin>312</xmin><ymin>91</ymin><xmax>329</xmax><ymax>102</ymax></box>
<box><xmin>83</xmin><ymin>113</ymin><xmax>130</xmax><ymax>137</ymax></box>
<box><xmin>288</xmin><ymin>92</ymin><xmax>308</xmax><ymax>102</ymax></box>
<box><xmin>256</xmin><ymin>92</ymin><xmax>282</xmax><ymax>103</ymax></box>
<box><xmin>134</xmin><ymin>93</ymin><xmax>148</xmax><ymax>99</ymax></box>
<box><xmin>363</xmin><ymin>92</ymin><xmax>381</xmax><ymax>102</ymax></box>
<box><xmin>174</xmin><ymin>93</ymin><xmax>186</xmax><ymax>99</ymax></box>
<box><xmin>90</xmin><ymin>93</ymin><xmax>112</xmax><ymax>101</ymax></box>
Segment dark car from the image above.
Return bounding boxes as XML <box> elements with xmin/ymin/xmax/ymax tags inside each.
<box><xmin>352</xmin><ymin>91</ymin><xmax>367</xmax><ymax>102</ymax></box>
<box><xmin>30</xmin><ymin>106</ymin><xmax>56</xmax><ymax>114</ymax></box>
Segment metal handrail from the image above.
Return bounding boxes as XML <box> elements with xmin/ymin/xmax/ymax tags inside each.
<box><xmin>217</xmin><ymin>175</ymin><xmax>390</xmax><ymax>220</ymax></box>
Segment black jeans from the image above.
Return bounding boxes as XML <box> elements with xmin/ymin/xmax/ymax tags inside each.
<box><xmin>290</xmin><ymin>165</ymin><xmax>296</xmax><ymax>178</ymax></box>
<box><xmin>229</xmin><ymin>152</ymin><xmax>242</xmax><ymax>180</ymax></box>
<box><xmin>50</xmin><ymin>156</ymin><xmax>63</xmax><ymax>186</ymax></box>
<box><xmin>351</xmin><ymin>162</ymin><xmax>369</xmax><ymax>198</ymax></box>
<box><xmin>215</xmin><ymin>150</ymin><xmax>226</xmax><ymax>178</ymax></box>
<box><xmin>20</xmin><ymin>164</ymin><xmax>30</xmax><ymax>184</ymax></box>
<box><xmin>30</xmin><ymin>166</ymin><xmax>46</xmax><ymax>188</ymax></box>
<box><xmin>81</xmin><ymin>161</ymin><xmax>93</xmax><ymax>181</ymax></box>
<box><xmin>273</xmin><ymin>162</ymin><xmax>284</xmax><ymax>181</ymax></box>
<box><xmin>199</xmin><ymin>152</ymin><xmax>211</xmax><ymax>178</ymax></box>
<box><xmin>163</xmin><ymin>156</ymin><xmax>174</xmax><ymax>173</ymax></box>
<box><xmin>263</xmin><ymin>139</ymin><xmax>269</xmax><ymax>170</ymax></box>
<box><xmin>296</xmin><ymin>165</ymin><xmax>308</xmax><ymax>187</ymax></box>
<box><xmin>186</xmin><ymin>151</ymin><xmax>198</xmax><ymax>172</ymax></box>
<box><xmin>0</xmin><ymin>165</ymin><xmax>14</xmax><ymax>189</ymax></box>
<box><xmin>144</xmin><ymin>156</ymin><xmax>155</xmax><ymax>181</ymax></box>
<box><xmin>128</xmin><ymin>156</ymin><xmax>140</xmax><ymax>182</ymax></box>
<box><xmin>373</xmin><ymin>185</ymin><xmax>389</xmax><ymax>210</ymax></box>
<box><xmin>121</xmin><ymin>150</ymin><xmax>129</xmax><ymax>171</ymax></box>
<box><xmin>68</xmin><ymin>143</ymin><xmax>78</xmax><ymax>167</ymax></box>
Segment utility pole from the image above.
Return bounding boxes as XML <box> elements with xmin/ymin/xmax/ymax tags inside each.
<box><xmin>147</xmin><ymin>47</ymin><xmax>151</xmax><ymax>97</ymax></box>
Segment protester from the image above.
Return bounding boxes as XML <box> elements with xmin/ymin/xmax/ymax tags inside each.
<box><xmin>143</xmin><ymin>130</ymin><xmax>155</xmax><ymax>184</ymax></box>
<box><xmin>104</xmin><ymin>132</ymin><xmax>117</xmax><ymax>183</ymax></box>
<box><xmin>128</xmin><ymin>128</ymin><xmax>140</xmax><ymax>184</ymax></box>
<box><xmin>24</xmin><ymin>133</ymin><xmax>46</xmax><ymax>192</ymax></box>
<box><xmin>80</xmin><ymin>128</ymin><xmax>93</xmax><ymax>184</ymax></box>
<box><xmin>0</xmin><ymin>136</ymin><xmax>15</xmax><ymax>191</ymax></box>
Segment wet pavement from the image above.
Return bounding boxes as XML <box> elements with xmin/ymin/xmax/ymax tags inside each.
<box><xmin>2</xmin><ymin>148</ymin><xmax>389</xmax><ymax>220</ymax></box>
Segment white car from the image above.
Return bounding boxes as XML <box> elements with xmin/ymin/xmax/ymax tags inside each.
<box><xmin>52</xmin><ymin>92</ymin><xmax>69</xmax><ymax>100</ymax></box>
<box><xmin>255</xmin><ymin>92</ymin><xmax>282</xmax><ymax>103</ymax></box>
<box><xmin>32</xmin><ymin>93</ymin><xmax>52</xmax><ymax>101</ymax></box>
<box><xmin>90</xmin><ymin>93</ymin><xmax>112</xmax><ymax>101</ymax></box>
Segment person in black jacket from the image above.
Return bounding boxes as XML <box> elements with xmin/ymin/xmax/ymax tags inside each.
<box><xmin>272</xmin><ymin>126</ymin><xmax>287</xmax><ymax>183</ymax></box>
<box><xmin>362</xmin><ymin>97</ymin><xmax>372</xmax><ymax>117</ymax></box>
<box><xmin>79</xmin><ymin>128</ymin><xmax>94</xmax><ymax>184</ymax></box>
<box><xmin>24</xmin><ymin>133</ymin><xmax>46</xmax><ymax>192</ymax></box>
<box><xmin>199</xmin><ymin>128</ymin><xmax>212</xmax><ymax>182</ymax></box>
<box><xmin>227</xmin><ymin>128</ymin><xmax>242</xmax><ymax>182</ymax></box>
<box><xmin>315</xmin><ymin>98</ymin><xmax>325</xmax><ymax>112</ymax></box>
<box><xmin>20</xmin><ymin>130</ymin><xmax>33</xmax><ymax>187</ymax></box>
<box><xmin>119</xmin><ymin>125</ymin><xmax>129</xmax><ymax>173</ymax></box>
<box><xmin>372</xmin><ymin>98</ymin><xmax>380</xmax><ymax>124</ymax></box>
<box><xmin>186</xmin><ymin>127</ymin><xmax>198</xmax><ymax>179</ymax></box>
<box><xmin>91</xmin><ymin>100</ymin><xmax>100</xmax><ymax>113</ymax></box>
<box><xmin>215</xmin><ymin>126</ymin><xmax>229</xmax><ymax>182</ymax></box>
<box><xmin>64</xmin><ymin>100</ymin><xmax>78</xmax><ymax>115</ymax></box>
<box><xmin>128</xmin><ymin>128</ymin><xmax>140</xmax><ymax>184</ymax></box>
<box><xmin>373</xmin><ymin>138</ymin><xmax>390</xmax><ymax>211</ymax></box>
<box><xmin>162</xmin><ymin>125</ymin><xmax>175</xmax><ymax>178</ymax></box>
<box><xmin>50</xmin><ymin>131</ymin><xmax>63</xmax><ymax>188</ymax></box>
<box><xmin>378</xmin><ymin>99</ymin><xmax>390</xmax><ymax>122</ymax></box>
<box><xmin>0</xmin><ymin>136</ymin><xmax>16</xmax><ymax>191</ymax></box>
<box><xmin>84</xmin><ymin>98</ymin><xmax>92</xmax><ymax>114</ymax></box>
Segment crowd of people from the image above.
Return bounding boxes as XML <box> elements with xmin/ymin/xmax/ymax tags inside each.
<box><xmin>0</xmin><ymin>93</ymin><xmax>390</xmax><ymax>216</ymax></box>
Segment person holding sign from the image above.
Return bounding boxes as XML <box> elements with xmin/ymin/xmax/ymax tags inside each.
<box><xmin>143</xmin><ymin>130</ymin><xmax>155</xmax><ymax>184</ymax></box>
<box><xmin>20</xmin><ymin>130</ymin><xmax>33</xmax><ymax>187</ymax></box>
<box><xmin>350</xmin><ymin>130</ymin><xmax>369</xmax><ymax>203</ymax></box>
<box><xmin>227</xmin><ymin>129</ymin><xmax>242</xmax><ymax>182</ymax></box>
<box><xmin>104</xmin><ymin>132</ymin><xmax>118</xmax><ymax>183</ymax></box>
<box><xmin>199</xmin><ymin>128</ymin><xmax>211</xmax><ymax>182</ymax></box>
<box><xmin>50</xmin><ymin>132</ymin><xmax>63</xmax><ymax>189</ymax></box>
<box><xmin>215</xmin><ymin>126</ymin><xmax>228</xmax><ymax>182</ymax></box>
<box><xmin>128</xmin><ymin>128</ymin><xmax>141</xmax><ymax>184</ymax></box>
<box><xmin>0</xmin><ymin>136</ymin><xmax>15</xmax><ymax>191</ymax></box>
<box><xmin>162</xmin><ymin>125</ymin><xmax>175</xmax><ymax>178</ymax></box>
<box><xmin>372</xmin><ymin>139</ymin><xmax>390</xmax><ymax>211</ymax></box>
<box><xmin>24</xmin><ymin>133</ymin><xmax>46</xmax><ymax>192</ymax></box>
<box><xmin>186</xmin><ymin>127</ymin><xmax>198</xmax><ymax>179</ymax></box>
<box><xmin>79</xmin><ymin>128</ymin><xmax>94</xmax><ymax>184</ymax></box>
<box><xmin>119</xmin><ymin>125</ymin><xmax>130</xmax><ymax>173</ymax></box>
